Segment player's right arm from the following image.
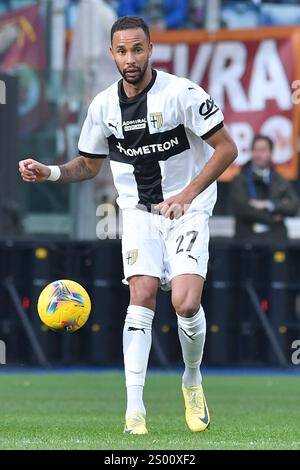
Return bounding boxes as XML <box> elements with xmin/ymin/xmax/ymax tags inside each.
<box><xmin>19</xmin><ymin>156</ymin><xmax>104</xmax><ymax>183</ymax></box>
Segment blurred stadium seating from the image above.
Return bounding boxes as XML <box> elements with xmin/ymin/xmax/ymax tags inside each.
<box><xmin>1</xmin><ymin>239</ymin><xmax>299</xmax><ymax>367</ymax></box>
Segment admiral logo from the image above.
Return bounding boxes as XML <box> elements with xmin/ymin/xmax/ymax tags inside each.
<box><xmin>199</xmin><ymin>97</ymin><xmax>219</xmax><ymax>120</ymax></box>
<box><xmin>116</xmin><ymin>137</ymin><xmax>179</xmax><ymax>157</ymax></box>
<box><xmin>123</xmin><ymin>118</ymin><xmax>147</xmax><ymax>132</ymax></box>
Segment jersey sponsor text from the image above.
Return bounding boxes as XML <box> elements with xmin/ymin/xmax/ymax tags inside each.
<box><xmin>116</xmin><ymin>137</ymin><xmax>179</xmax><ymax>157</ymax></box>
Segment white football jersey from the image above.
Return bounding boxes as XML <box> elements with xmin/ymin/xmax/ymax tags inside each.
<box><xmin>78</xmin><ymin>69</ymin><xmax>224</xmax><ymax>214</ymax></box>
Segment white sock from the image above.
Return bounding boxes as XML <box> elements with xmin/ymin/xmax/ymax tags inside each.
<box><xmin>123</xmin><ymin>305</ymin><xmax>154</xmax><ymax>418</ymax></box>
<box><xmin>177</xmin><ymin>306</ymin><xmax>206</xmax><ymax>387</ymax></box>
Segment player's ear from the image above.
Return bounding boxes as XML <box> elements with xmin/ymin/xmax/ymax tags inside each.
<box><xmin>148</xmin><ymin>42</ymin><xmax>153</xmax><ymax>57</ymax></box>
<box><xmin>109</xmin><ymin>47</ymin><xmax>114</xmax><ymax>60</ymax></box>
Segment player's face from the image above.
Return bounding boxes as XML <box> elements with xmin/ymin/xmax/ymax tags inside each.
<box><xmin>110</xmin><ymin>28</ymin><xmax>152</xmax><ymax>85</ymax></box>
<box><xmin>251</xmin><ymin>139</ymin><xmax>273</xmax><ymax>169</ymax></box>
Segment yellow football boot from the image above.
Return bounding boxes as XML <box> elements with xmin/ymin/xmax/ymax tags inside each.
<box><xmin>182</xmin><ymin>384</ymin><xmax>210</xmax><ymax>432</ymax></box>
<box><xmin>124</xmin><ymin>412</ymin><xmax>148</xmax><ymax>435</ymax></box>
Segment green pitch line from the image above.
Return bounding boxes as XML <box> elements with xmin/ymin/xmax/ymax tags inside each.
<box><xmin>0</xmin><ymin>372</ymin><xmax>299</xmax><ymax>450</ymax></box>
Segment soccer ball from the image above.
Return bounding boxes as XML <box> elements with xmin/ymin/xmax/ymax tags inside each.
<box><xmin>37</xmin><ymin>279</ymin><xmax>91</xmax><ymax>333</ymax></box>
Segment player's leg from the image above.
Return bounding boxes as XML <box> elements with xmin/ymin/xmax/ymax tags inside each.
<box><xmin>172</xmin><ymin>274</ymin><xmax>209</xmax><ymax>432</ymax></box>
<box><xmin>165</xmin><ymin>211</ymin><xmax>210</xmax><ymax>431</ymax></box>
<box><xmin>121</xmin><ymin>208</ymin><xmax>164</xmax><ymax>434</ymax></box>
<box><xmin>172</xmin><ymin>274</ymin><xmax>205</xmax><ymax>387</ymax></box>
<box><xmin>123</xmin><ymin>275</ymin><xmax>159</xmax><ymax>434</ymax></box>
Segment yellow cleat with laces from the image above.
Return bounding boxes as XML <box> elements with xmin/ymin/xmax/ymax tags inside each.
<box><xmin>182</xmin><ymin>384</ymin><xmax>210</xmax><ymax>432</ymax></box>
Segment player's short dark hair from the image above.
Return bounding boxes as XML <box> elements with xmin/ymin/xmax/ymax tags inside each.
<box><xmin>251</xmin><ymin>134</ymin><xmax>274</xmax><ymax>152</ymax></box>
<box><xmin>111</xmin><ymin>16</ymin><xmax>150</xmax><ymax>44</ymax></box>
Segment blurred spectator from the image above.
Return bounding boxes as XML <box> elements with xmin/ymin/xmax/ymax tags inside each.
<box><xmin>66</xmin><ymin>0</ymin><xmax>119</xmax><ymax>237</ymax></box>
<box><xmin>230</xmin><ymin>135</ymin><xmax>299</xmax><ymax>243</ymax></box>
<box><xmin>118</xmin><ymin>0</ymin><xmax>188</xmax><ymax>30</ymax></box>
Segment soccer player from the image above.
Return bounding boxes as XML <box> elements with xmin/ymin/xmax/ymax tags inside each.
<box><xmin>19</xmin><ymin>16</ymin><xmax>237</xmax><ymax>434</ymax></box>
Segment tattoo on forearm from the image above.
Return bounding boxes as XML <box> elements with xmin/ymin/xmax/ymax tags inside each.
<box><xmin>59</xmin><ymin>157</ymin><xmax>94</xmax><ymax>183</ymax></box>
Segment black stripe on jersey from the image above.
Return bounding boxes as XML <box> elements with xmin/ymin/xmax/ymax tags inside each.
<box><xmin>79</xmin><ymin>150</ymin><xmax>107</xmax><ymax>159</ymax></box>
<box><xmin>133</xmin><ymin>159</ymin><xmax>164</xmax><ymax>209</ymax></box>
<box><xmin>201</xmin><ymin>121</ymin><xmax>224</xmax><ymax>140</ymax></box>
<box><xmin>108</xmin><ymin>126</ymin><xmax>190</xmax><ymax>210</ymax></box>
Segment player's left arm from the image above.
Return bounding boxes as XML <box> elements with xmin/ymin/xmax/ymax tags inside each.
<box><xmin>156</xmin><ymin>126</ymin><xmax>237</xmax><ymax>218</ymax></box>
<box><xmin>185</xmin><ymin>126</ymin><xmax>237</xmax><ymax>200</ymax></box>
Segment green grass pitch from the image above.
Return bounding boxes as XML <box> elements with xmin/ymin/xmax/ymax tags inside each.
<box><xmin>0</xmin><ymin>372</ymin><xmax>299</xmax><ymax>450</ymax></box>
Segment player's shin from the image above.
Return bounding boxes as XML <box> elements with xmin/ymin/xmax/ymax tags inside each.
<box><xmin>176</xmin><ymin>306</ymin><xmax>206</xmax><ymax>387</ymax></box>
<box><xmin>123</xmin><ymin>305</ymin><xmax>154</xmax><ymax>418</ymax></box>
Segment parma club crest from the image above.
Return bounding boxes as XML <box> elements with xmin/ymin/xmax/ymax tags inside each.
<box><xmin>150</xmin><ymin>112</ymin><xmax>163</xmax><ymax>129</ymax></box>
<box><xmin>126</xmin><ymin>249</ymin><xmax>138</xmax><ymax>265</ymax></box>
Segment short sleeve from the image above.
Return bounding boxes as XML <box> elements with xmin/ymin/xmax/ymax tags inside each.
<box><xmin>179</xmin><ymin>81</ymin><xmax>224</xmax><ymax>140</ymax></box>
<box><xmin>78</xmin><ymin>100</ymin><xmax>109</xmax><ymax>158</ymax></box>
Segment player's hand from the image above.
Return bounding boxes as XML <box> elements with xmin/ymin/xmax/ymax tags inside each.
<box><xmin>19</xmin><ymin>158</ymin><xmax>50</xmax><ymax>183</ymax></box>
<box><xmin>155</xmin><ymin>191</ymin><xmax>193</xmax><ymax>219</ymax></box>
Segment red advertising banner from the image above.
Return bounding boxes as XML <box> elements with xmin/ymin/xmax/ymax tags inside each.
<box><xmin>0</xmin><ymin>5</ymin><xmax>46</xmax><ymax>133</ymax></box>
<box><xmin>151</xmin><ymin>27</ymin><xmax>300</xmax><ymax>180</ymax></box>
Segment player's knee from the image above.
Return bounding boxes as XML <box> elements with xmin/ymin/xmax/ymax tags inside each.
<box><xmin>176</xmin><ymin>306</ymin><xmax>200</xmax><ymax>318</ymax></box>
<box><xmin>172</xmin><ymin>294</ymin><xmax>200</xmax><ymax>318</ymax></box>
<box><xmin>130</xmin><ymin>290</ymin><xmax>156</xmax><ymax>310</ymax></box>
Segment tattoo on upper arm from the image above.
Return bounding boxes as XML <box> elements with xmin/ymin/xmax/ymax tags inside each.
<box><xmin>59</xmin><ymin>157</ymin><xmax>94</xmax><ymax>182</ymax></box>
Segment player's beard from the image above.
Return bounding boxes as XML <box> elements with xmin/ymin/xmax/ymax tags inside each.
<box><xmin>119</xmin><ymin>58</ymin><xmax>149</xmax><ymax>85</ymax></box>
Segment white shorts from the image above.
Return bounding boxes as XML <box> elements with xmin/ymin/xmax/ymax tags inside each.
<box><xmin>121</xmin><ymin>208</ymin><xmax>210</xmax><ymax>289</ymax></box>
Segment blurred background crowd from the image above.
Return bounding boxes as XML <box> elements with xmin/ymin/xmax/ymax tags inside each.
<box><xmin>2</xmin><ymin>0</ymin><xmax>300</xmax><ymax>31</ymax></box>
